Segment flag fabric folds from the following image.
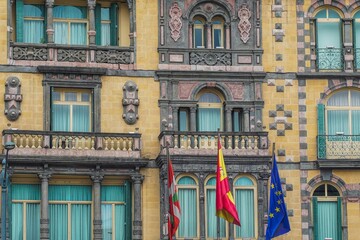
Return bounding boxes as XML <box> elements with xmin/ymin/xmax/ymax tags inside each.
<box><xmin>266</xmin><ymin>154</ymin><xmax>291</xmax><ymax>239</ymax></box>
<box><xmin>168</xmin><ymin>159</ymin><xmax>181</xmax><ymax>240</ymax></box>
<box><xmin>216</xmin><ymin>139</ymin><xmax>241</xmax><ymax>226</ymax></box>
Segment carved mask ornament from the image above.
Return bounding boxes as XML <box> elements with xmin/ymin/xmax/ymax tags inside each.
<box><xmin>4</xmin><ymin>76</ymin><xmax>22</xmax><ymax>121</ymax></box>
<box><xmin>122</xmin><ymin>81</ymin><xmax>139</xmax><ymax>125</ymax></box>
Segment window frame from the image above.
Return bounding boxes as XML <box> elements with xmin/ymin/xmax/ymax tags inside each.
<box><xmin>196</xmin><ymin>90</ymin><xmax>224</xmax><ymax>131</ymax></box>
<box><xmin>193</xmin><ymin>17</ymin><xmax>206</xmax><ymax>48</ymax></box>
<box><xmin>212</xmin><ymin>17</ymin><xmax>225</xmax><ymax>49</ymax></box>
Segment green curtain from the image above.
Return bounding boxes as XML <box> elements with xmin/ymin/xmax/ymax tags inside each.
<box><xmin>317</xmin><ymin>201</ymin><xmax>339</xmax><ymax>240</ymax></box>
<box><xmin>101</xmin><ymin>186</ymin><xmax>126</xmax><ymax>240</ymax></box>
<box><xmin>52</xmin><ymin>105</ymin><xmax>70</xmax><ymax>131</ymax></box>
<box><xmin>53</xmin><ymin>6</ymin><xmax>87</xmax><ymax>45</ymax></box>
<box><xmin>49</xmin><ymin>185</ymin><xmax>92</xmax><ymax>240</ymax></box>
<box><xmin>235</xmin><ymin>189</ymin><xmax>254</xmax><ymax>238</ymax></box>
<box><xmin>352</xmin><ymin>110</ymin><xmax>360</xmax><ymax>135</ymax></box>
<box><xmin>95</xmin><ymin>4</ymin><xmax>102</xmax><ymax>45</ymax></box>
<box><xmin>101</xmin><ymin>8</ymin><xmax>111</xmax><ymax>46</ymax></box>
<box><xmin>327</xmin><ymin>110</ymin><xmax>349</xmax><ymax>135</ymax></box>
<box><xmin>11</xmin><ymin>184</ymin><xmax>41</xmax><ymax>240</ymax></box>
<box><xmin>198</xmin><ymin>108</ymin><xmax>221</xmax><ymax>131</ymax></box>
<box><xmin>206</xmin><ymin>189</ymin><xmax>226</xmax><ymax>238</ymax></box>
<box><xmin>179</xmin><ymin>110</ymin><xmax>188</xmax><ymax>131</ymax></box>
<box><xmin>178</xmin><ymin>188</ymin><xmax>197</xmax><ymax>238</ymax></box>
<box><xmin>73</xmin><ymin>105</ymin><xmax>90</xmax><ymax>132</ymax></box>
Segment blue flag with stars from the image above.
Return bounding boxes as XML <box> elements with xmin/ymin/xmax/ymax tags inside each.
<box><xmin>266</xmin><ymin>154</ymin><xmax>290</xmax><ymax>239</ymax></box>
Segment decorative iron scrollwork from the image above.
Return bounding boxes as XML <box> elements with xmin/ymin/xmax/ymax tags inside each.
<box><xmin>4</xmin><ymin>76</ymin><xmax>22</xmax><ymax>121</ymax></box>
<box><xmin>122</xmin><ymin>81</ymin><xmax>139</xmax><ymax>125</ymax></box>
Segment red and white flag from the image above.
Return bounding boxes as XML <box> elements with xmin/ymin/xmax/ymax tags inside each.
<box><xmin>168</xmin><ymin>159</ymin><xmax>181</xmax><ymax>240</ymax></box>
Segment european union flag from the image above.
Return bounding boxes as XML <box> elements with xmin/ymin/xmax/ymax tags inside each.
<box><xmin>266</xmin><ymin>154</ymin><xmax>290</xmax><ymax>239</ymax></box>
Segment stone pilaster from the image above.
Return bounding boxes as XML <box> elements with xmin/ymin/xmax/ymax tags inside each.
<box><xmin>87</xmin><ymin>0</ymin><xmax>96</xmax><ymax>45</ymax></box>
<box><xmin>38</xmin><ymin>170</ymin><xmax>51</xmax><ymax>240</ymax></box>
<box><xmin>131</xmin><ymin>174</ymin><xmax>144</xmax><ymax>240</ymax></box>
<box><xmin>45</xmin><ymin>0</ymin><xmax>54</xmax><ymax>43</ymax></box>
<box><xmin>91</xmin><ymin>166</ymin><xmax>104</xmax><ymax>240</ymax></box>
<box><xmin>190</xmin><ymin>107</ymin><xmax>197</xmax><ymax>131</ymax></box>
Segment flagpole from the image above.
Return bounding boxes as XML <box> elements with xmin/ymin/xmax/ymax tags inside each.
<box><xmin>216</xmin><ymin>131</ymin><xmax>220</xmax><ymax>240</ymax></box>
<box><xmin>166</xmin><ymin>144</ymin><xmax>171</xmax><ymax>240</ymax></box>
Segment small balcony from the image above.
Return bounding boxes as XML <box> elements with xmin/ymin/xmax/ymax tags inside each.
<box><xmin>317</xmin><ymin>135</ymin><xmax>360</xmax><ymax>169</ymax></box>
<box><xmin>316</xmin><ymin>48</ymin><xmax>344</xmax><ymax>71</ymax></box>
<box><xmin>159</xmin><ymin>131</ymin><xmax>269</xmax><ymax>156</ymax></box>
<box><xmin>9</xmin><ymin>42</ymin><xmax>134</xmax><ymax>70</ymax></box>
<box><xmin>2</xmin><ymin>129</ymin><xmax>142</xmax><ymax>163</ymax></box>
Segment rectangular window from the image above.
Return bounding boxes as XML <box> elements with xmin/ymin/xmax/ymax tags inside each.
<box><xmin>194</xmin><ymin>28</ymin><xmax>204</xmax><ymax>48</ymax></box>
<box><xmin>101</xmin><ymin>8</ymin><xmax>111</xmax><ymax>46</ymax></box>
<box><xmin>51</xmin><ymin>88</ymin><xmax>92</xmax><ymax>132</ymax></box>
<box><xmin>11</xmin><ymin>184</ymin><xmax>41</xmax><ymax>240</ymax></box>
<box><xmin>23</xmin><ymin>5</ymin><xmax>45</xmax><ymax>43</ymax></box>
<box><xmin>53</xmin><ymin>6</ymin><xmax>88</xmax><ymax>45</ymax></box>
<box><xmin>233</xmin><ymin>109</ymin><xmax>243</xmax><ymax>132</ymax></box>
<box><xmin>49</xmin><ymin>185</ymin><xmax>92</xmax><ymax>240</ymax></box>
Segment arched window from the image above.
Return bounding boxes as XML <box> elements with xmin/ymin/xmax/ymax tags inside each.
<box><xmin>353</xmin><ymin>11</ymin><xmax>360</xmax><ymax>69</ymax></box>
<box><xmin>312</xmin><ymin>183</ymin><xmax>342</xmax><ymax>240</ymax></box>
<box><xmin>193</xmin><ymin>17</ymin><xmax>205</xmax><ymax>48</ymax></box>
<box><xmin>197</xmin><ymin>91</ymin><xmax>223</xmax><ymax>131</ymax></box>
<box><xmin>177</xmin><ymin>176</ymin><xmax>198</xmax><ymax>238</ymax></box>
<box><xmin>326</xmin><ymin>89</ymin><xmax>360</xmax><ymax>135</ymax></box>
<box><xmin>23</xmin><ymin>5</ymin><xmax>45</xmax><ymax>43</ymax></box>
<box><xmin>205</xmin><ymin>177</ymin><xmax>226</xmax><ymax>238</ymax></box>
<box><xmin>315</xmin><ymin>8</ymin><xmax>343</xmax><ymax>70</ymax></box>
<box><xmin>212</xmin><ymin>17</ymin><xmax>225</xmax><ymax>48</ymax></box>
<box><xmin>234</xmin><ymin>176</ymin><xmax>256</xmax><ymax>238</ymax></box>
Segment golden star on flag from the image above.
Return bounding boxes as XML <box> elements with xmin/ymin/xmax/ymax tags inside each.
<box><xmin>269</xmin><ymin>213</ymin><xmax>274</xmax><ymax>218</ymax></box>
<box><xmin>275</xmin><ymin>207</ymin><xmax>280</xmax><ymax>212</ymax></box>
<box><xmin>277</xmin><ymin>200</ymin><xmax>282</xmax><ymax>204</ymax></box>
<box><xmin>271</xmin><ymin>183</ymin><xmax>275</xmax><ymax>189</ymax></box>
<box><xmin>276</xmin><ymin>190</ymin><xmax>282</xmax><ymax>196</ymax></box>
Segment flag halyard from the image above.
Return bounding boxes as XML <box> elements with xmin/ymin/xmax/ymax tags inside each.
<box><xmin>168</xmin><ymin>159</ymin><xmax>181</xmax><ymax>240</ymax></box>
<box><xmin>216</xmin><ymin>139</ymin><xmax>240</xmax><ymax>226</ymax></box>
<box><xmin>266</xmin><ymin>154</ymin><xmax>291</xmax><ymax>239</ymax></box>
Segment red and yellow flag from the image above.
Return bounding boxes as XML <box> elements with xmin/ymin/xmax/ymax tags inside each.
<box><xmin>216</xmin><ymin>138</ymin><xmax>241</xmax><ymax>226</ymax></box>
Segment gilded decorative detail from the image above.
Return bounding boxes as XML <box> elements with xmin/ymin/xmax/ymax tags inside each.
<box><xmin>169</xmin><ymin>2</ymin><xmax>183</xmax><ymax>42</ymax></box>
<box><xmin>238</xmin><ymin>4</ymin><xmax>251</xmax><ymax>44</ymax></box>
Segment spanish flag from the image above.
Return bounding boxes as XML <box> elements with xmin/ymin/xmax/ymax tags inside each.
<box><xmin>216</xmin><ymin>138</ymin><xmax>241</xmax><ymax>226</ymax></box>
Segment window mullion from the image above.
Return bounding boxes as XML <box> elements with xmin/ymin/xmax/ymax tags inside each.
<box><xmin>23</xmin><ymin>202</ymin><xmax>27</xmax><ymax>240</ymax></box>
<box><xmin>112</xmin><ymin>204</ymin><xmax>115</xmax><ymax>240</ymax></box>
<box><xmin>68</xmin><ymin>202</ymin><xmax>71</xmax><ymax>240</ymax></box>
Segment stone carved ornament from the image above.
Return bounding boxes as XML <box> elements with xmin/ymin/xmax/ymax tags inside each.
<box><xmin>122</xmin><ymin>81</ymin><xmax>139</xmax><ymax>125</ymax></box>
<box><xmin>169</xmin><ymin>2</ymin><xmax>183</xmax><ymax>41</ymax></box>
<box><xmin>238</xmin><ymin>4</ymin><xmax>251</xmax><ymax>43</ymax></box>
<box><xmin>4</xmin><ymin>76</ymin><xmax>22</xmax><ymax>121</ymax></box>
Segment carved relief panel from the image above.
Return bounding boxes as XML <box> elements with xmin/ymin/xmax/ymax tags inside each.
<box><xmin>122</xmin><ymin>81</ymin><xmax>139</xmax><ymax>125</ymax></box>
<box><xmin>4</xmin><ymin>76</ymin><xmax>22</xmax><ymax>121</ymax></box>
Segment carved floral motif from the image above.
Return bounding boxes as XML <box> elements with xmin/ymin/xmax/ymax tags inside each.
<box><xmin>123</xmin><ymin>81</ymin><xmax>139</xmax><ymax>125</ymax></box>
<box><xmin>238</xmin><ymin>4</ymin><xmax>251</xmax><ymax>44</ymax></box>
<box><xmin>190</xmin><ymin>52</ymin><xmax>231</xmax><ymax>66</ymax></box>
<box><xmin>4</xmin><ymin>76</ymin><xmax>22</xmax><ymax>121</ymax></box>
<box><xmin>169</xmin><ymin>2</ymin><xmax>183</xmax><ymax>42</ymax></box>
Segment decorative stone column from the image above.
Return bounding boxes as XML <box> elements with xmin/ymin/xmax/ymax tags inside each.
<box><xmin>243</xmin><ymin>108</ymin><xmax>250</xmax><ymax>132</ymax></box>
<box><xmin>38</xmin><ymin>170</ymin><xmax>51</xmax><ymax>240</ymax></box>
<box><xmin>190</xmin><ymin>107</ymin><xmax>197</xmax><ymax>131</ymax></box>
<box><xmin>198</xmin><ymin>174</ymin><xmax>205</xmax><ymax>240</ymax></box>
<box><xmin>45</xmin><ymin>0</ymin><xmax>54</xmax><ymax>43</ymax></box>
<box><xmin>188</xmin><ymin>22</ymin><xmax>193</xmax><ymax>48</ymax></box>
<box><xmin>258</xmin><ymin>172</ymin><xmax>270</xmax><ymax>239</ymax></box>
<box><xmin>343</xmin><ymin>19</ymin><xmax>354</xmax><ymax>72</ymax></box>
<box><xmin>206</xmin><ymin>22</ymin><xmax>212</xmax><ymax>49</ymax></box>
<box><xmin>225</xmin><ymin>106</ymin><xmax>232</xmax><ymax>132</ymax></box>
<box><xmin>91</xmin><ymin>166</ymin><xmax>104</xmax><ymax>240</ymax></box>
<box><xmin>87</xmin><ymin>0</ymin><xmax>96</xmax><ymax>45</ymax></box>
<box><xmin>131</xmin><ymin>174</ymin><xmax>144</xmax><ymax>240</ymax></box>
<box><xmin>225</xmin><ymin>22</ymin><xmax>231</xmax><ymax>49</ymax></box>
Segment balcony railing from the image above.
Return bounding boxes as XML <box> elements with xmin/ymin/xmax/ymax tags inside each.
<box><xmin>2</xmin><ymin>129</ymin><xmax>141</xmax><ymax>158</ymax></box>
<box><xmin>159</xmin><ymin>131</ymin><xmax>269</xmax><ymax>156</ymax></box>
<box><xmin>316</xmin><ymin>48</ymin><xmax>344</xmax><ymax>71</ymax></box>
<box><xmin>317</xmin><ymin>135</ymin><xmax>360</xmax><ymax>159</ymax></box>
<box><xmin>10</xmin><ymin>42</ymin><xmax>134</xmax><ymax>68</ymax></box>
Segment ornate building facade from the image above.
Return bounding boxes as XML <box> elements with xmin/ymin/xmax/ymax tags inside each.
<box><xmin>0</xmin><ymin>0</ymin><xmax>358</xmax><ymax>240</ymax></box>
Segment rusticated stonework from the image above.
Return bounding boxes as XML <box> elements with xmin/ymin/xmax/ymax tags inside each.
<box><xmin>169</xmin><ymin>2</ymin><xmax>182</xmax><ymax>42</ymax></box>
<box><xmin>238</xmin><ymin>4</ymin><xmax>251</xmax><ymax>43</ymax></box>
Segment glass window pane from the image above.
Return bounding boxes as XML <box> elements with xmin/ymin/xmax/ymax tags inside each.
<box><xmin>327</xmin><ymin>91</ymin><xmax>348</xmax><ymax>106</ymax></box>
<box><xmin>214</xmin><ymin>29</ymin><xmax>222</xmax><ymax>48</ymax></box>
<box><xmin>81</xmin><ymin>93</ymin><xmax>90</xmax><ymax>102</ymax></box>
<box><xmin>206</xmin><ymin>177</ymin><xmax>216</xmax><ymax>186</ymax></box>
<box><xmin>327</xmin><ymin>185</ymin><xmax>340</xmax><ymax>196</ymax></box>
<box><xmin>235</xmin><ymin>189</ymin><xmax>255</xmax><ymax>238</ymax></box>
<box><xmin>52</xmin><ymin>91</ymin><xmax>61</xmax><ymax>101</ymax></box>
<box><xmin>24</xmin><ymin>5</ymin><xmax>44</xmax><ymax>17</ymax></box>
<box><xmin>178</xmin><ymin>189</ymin><xmax>197</xmax><ymax>238</ymax></box>
<box><xmin>71</xmin><ymin>204</ymin><xmax>91</xmax><ymax>240</ymax></box>
<box><xmin>350</xmin><ymin>90</ymin><xmax>360</xmax><ymax>106</ymax></box>
<box><xmin>54</xmin><ymin>6</ymin><xmax>87</xmax><ymax>19</ymax></box>
<box><xmin>315</xmin><ymin>9</ymin><xmax>327</xmax><ymax>18</ymax></box>
<box><xmin>234</xmin><ymin>177</ymin><xmax>254</xmax><ymax>186</ymax></box>
<box><xmin>26</xmin><ymin>203</ymin><xmax>41</xmax><ymax>239</ymax></box>
<box><xmin>72</xmin><ymin>105</ymin><xmax>90</xmax><ymax>132</ymax></box>
<box><xmin>206</xmin><ymin>189</ymin><xmax>226</xmax><ymax>238</ymax></box>
<box><xmin>328</xmin><ymin>9</ymin><xmax>340</xmax><ymax>18</ymax></box>
<box><xmin>313</xmin><ymin>184</ymin><xmax>326</xmax><ymax>196</ymax></box>
<box><xmin>199</xmin><ymin>93</ymin><xmax>221</xmax><ymax>103</ymax></box>
<box><xmin>50</xmin><ymin>204</ymin><xmax>68</xmax><ymax>240</ymax></box>
<box><xmin>54</xmin><ymin>22</ymin><xmax>69</xmax><ymax>44</ymax></box>
<box><xmin>327</xmin><ymin>110</ymin><xmax>349</xmax><ymax>135</ymax></box>
<box><xmin>317</xmin><ymin>22</ymin><xmax>341</xmax><ymax>48</ymax></box>
<box><xmin>195</xmin><ymin>28</ymin><xmax>203</xmax><ymax>48</ymax></box>
<box><xmin>233</xmin><ymin>111</ymin><xmax>240</xmax><ymax>132</ymax></box>
<box><xmin>179</xmin><ymin>110</ymin><xmax>188</xmax><ymax>131</ymax></box>
<box><xmin>101</xmin><ymin>8</ymin><xmax>110</xmax><ymax>20</ymax></box>
<box><xmin>101</xmin><ymin>23</ymin><xmax>111</xmax><ymax>46</ymax></box>
<box><xmin>178</xmin><ymin>176</ymin><xmax>196</xmax><ymax>185</ymax></box>
<box><xmin>102</xmin><ymin>205</ymin><xmax>113</xmax><ymax>240</ymax></box>
<box><xmin>52</xmin><ymin>104</ymin><xmax>70</xmax><ymax>131</ymax></box>
<box><xmin>49</xmin><ymin>185</ymin><xmax>92</xmax><ymax>201</ymax></box>
<box><xmin>101</xmin><ymin>186</ymin><xmax>125</xmax><ymax>202</ymax></box>
<box><xmin>24</xmin><ymin>20</ymin><xmax>44</xmax><ymax>43</ymax></box>
<box><xmin>198</xmin><ymin>108</ymin><xmax>221</xmax><ymax>131</ymax></box>
<box><xmin>65</xmin><ymin>92</ymin><xmax>77</xmax><ymax>101</ymax></box>
<box><xmin>70</xmin><ymin>23</ymin><xmax>87</xmax><ymax>45</ymax></box>
<box><xmin>317</xmin><ymin>202</ymin><xmax>339</xmax><ymax>240</ymax></box>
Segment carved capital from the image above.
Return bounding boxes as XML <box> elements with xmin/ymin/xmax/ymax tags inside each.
<box><xmin>38</xmin><ymin>172</ymin><xmax>52</xmax><ymax>181</ymax></box>
<box><xmin>87</xmin><ymin>0</ymin><xmax>96</xmax><ymax>9</ymax></box>
<box><xmin>45</xmin><ymin>0</ymin><xmax>54</xmax><ymax>7</ymax></box>
<box><xmin>131</xmin><ymin>174</ymin><xmax>144</xmax><ymax>184</ymax></box>
<box><xmin>90</xmin><ymin>166</ymin><xmax>104</xmax><ymax>183</ymax></box>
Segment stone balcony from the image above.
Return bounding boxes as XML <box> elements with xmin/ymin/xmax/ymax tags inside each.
<box><xmin>2</xmin><ymin>129</ymin><xmax>143</xmax><ymax>166</ymax></box>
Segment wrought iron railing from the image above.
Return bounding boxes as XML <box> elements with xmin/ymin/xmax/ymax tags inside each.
<box><xmin>159</xmin><ymin>131</ymin><xmax>268</xmax><ymax>152</ymax></box>
<box><xmin>317</xmin><ymin>135</ymin><xmax>360</xmax><ymax>159</ymax></box>
<box><xmin>2</xmin><ymin>130</ymin><xmax>141</xmax><ymax>152</ymax></box>
<box><xmin>316</xmin><ymin>48</ymin><xmax>344</xmax><ymax>71</ymax></box>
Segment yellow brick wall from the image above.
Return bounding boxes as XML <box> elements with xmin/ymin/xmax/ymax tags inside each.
<box><xmin>101</xmin><ymin>76</ymin><xmax>160</xmax><ymax>159</ymax></box>
<box><xmin>141</xmin><ymin>168</ymin><xmax>160</xmax><ymax>240</ymax></box>
<box><xmin>0</xmin><ymin>0</ymin><xmax>7</xmax><ymax>65</ymax></box>
<box><xmin>0</xmin><ymin>73</ymin><xmax>44</xmax><ymax>132</ymax></box>
<box><xmin>135</xmin><ymin>0</ymin><xmax>158</xmax><ymax>70</ymax></box>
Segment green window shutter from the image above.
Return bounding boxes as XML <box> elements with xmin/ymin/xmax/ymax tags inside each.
<box><xmin>317</xmin><ymin>103</ymin><xmax>326</xmax><ymax>159</ymax></box>
<box><xmin>110</xmin><ymin>3</ymin><xmax>118</xmax><ymax>46</ymax></box>
<box><xmin>16</xmin><ymin>0</ymin><xmax>24</xmax><ymax>42</ymax></box>
<box><xmin>125</xmin><ymin>180</ymin><xmax>132</xmax><ymax>240</ymax></box>
<box><xmin>312</xmin><ymin>197</ymin><xmax>319</xmax><ymax>240</ymax></box>
<box><xmin>43</xmin><ymin>6</ymin><xmax>47</xmax><ymax>43</ymax></box>
<box><xmin>337</xmin><ymin>197</ymin><xmax>342</xmax><ymax>240</ymax></box>
<box><xmin>95</xmin><ymin>4</ymin><xmax>101</xmax><ymax>45</ymax></box>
